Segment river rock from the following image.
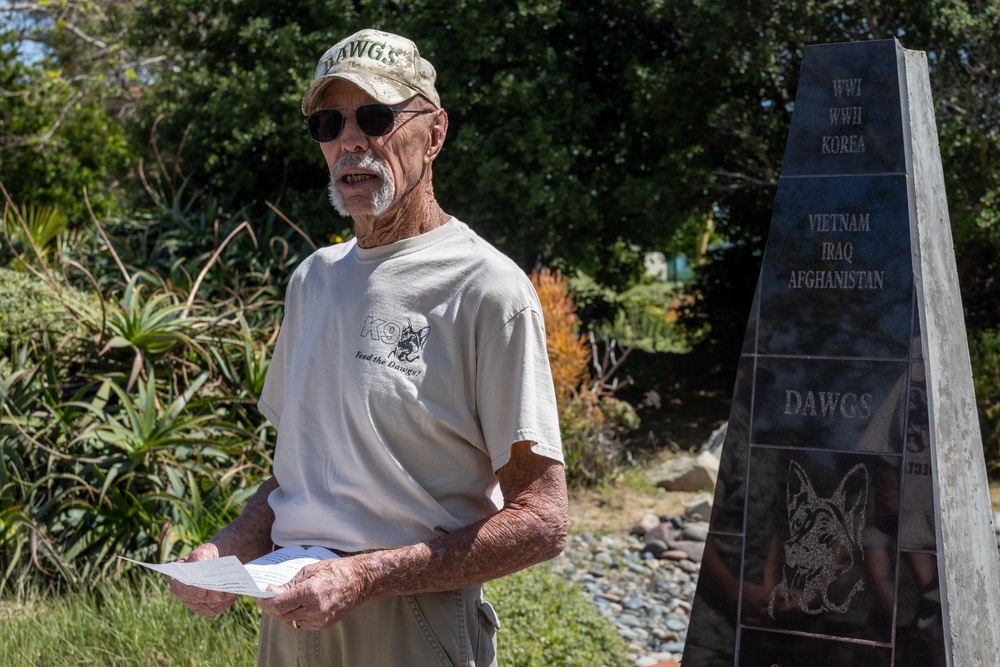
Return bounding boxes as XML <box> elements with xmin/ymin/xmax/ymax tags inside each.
<box><xmin>631</xmin><ymin>513</ymin><xmax>661</xmax><ymax>536</ymax></box>
<box><xmin>665</xmin><ymin>540</ymin><xmax>705</xmax><ymax>563</ymax></box>
<box><xmin>681</xmin><ymin>522</ymin><xmax>709</xmax><ymax>543</ymax></box>
<box><xmin>644</xmin><ymin>522</ymin><xmax>674</xmax><ymax>546</ymax></box>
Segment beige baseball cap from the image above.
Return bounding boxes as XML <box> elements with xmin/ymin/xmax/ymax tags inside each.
<box><xmin>301</xmin><ymin>28</ymin><xmax>440</xmax><ymax>114</ymax></box>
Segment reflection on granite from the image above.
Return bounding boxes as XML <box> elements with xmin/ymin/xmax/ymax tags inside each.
<box><xmin>710</xmin><ymin>356</ymin><xmax>754</xmax><ymax>534</ymax></box>
<box><xmin>683</xmin><ymin>534</ymin><xmax>742</xmax><ymax>666</ymax></box>
<box><xmin>900</xmin><ymin>362</ymin><xmax>936</xmax><ymax>551</ymax></box>
<box><xmin>739</xmin><ymin>628</ymin><xmax>892</xmax><ymax>666</ymax></box>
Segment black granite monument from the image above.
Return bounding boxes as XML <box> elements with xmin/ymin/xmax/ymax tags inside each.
<box><xmin>681</xmin><ymin>39</ymin><xmax>1000</xmax><ymax>667</ymax></box>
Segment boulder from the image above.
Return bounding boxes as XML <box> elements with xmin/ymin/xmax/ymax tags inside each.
<box><xmin>649</xmin><ymin>452</ymin><xmax>719</xmax><ymax>492</ymax></box>
<box><xmin>699</xmin><ymin>420</ymin><xmax>728</xmax><ymax>458</ymax></box>
<box><xmin>684</xmin><ymin>492</ymin><xmax>714</xmax><ymax>522</ymax></box>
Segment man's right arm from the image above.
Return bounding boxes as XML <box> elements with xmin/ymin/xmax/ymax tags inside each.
<box><xmin>168</xmin><ymin>476</ymin><xmax>278</xmax><ymax>616</ymax></box>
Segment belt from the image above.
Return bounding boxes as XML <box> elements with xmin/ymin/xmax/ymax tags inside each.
<box><xmin>330</xmin><ymin>547</ymin><xmax>383</xmax><ymax>557</ymax></box>
<box><xmin>272</xmin><ymin>543</ymin><xmax>383</xmax><ymax>557</ymax></box>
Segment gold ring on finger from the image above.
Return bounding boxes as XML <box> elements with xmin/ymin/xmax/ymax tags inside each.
<box><xmin>292</xmin><ymin>620</ymin><xmax>299</xmax><ymax>629</ymax></box>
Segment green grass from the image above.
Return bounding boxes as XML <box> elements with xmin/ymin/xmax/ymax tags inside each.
<box><xmin>2</xmin><ymin>564</ymin><xmax>628</xmax><ymax>667</ymax></box>
<box><xmin>486</xmin><ymin>565</ymin><xmax>630</xmax><ymax>667</ymax></box>
<box><xmin>0</xmin><ymin>579</ymin><xmax>258</xmax><ymax>666</ymax></box>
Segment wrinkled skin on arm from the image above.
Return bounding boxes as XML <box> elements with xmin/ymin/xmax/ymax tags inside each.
<box><xmin>257</xmin><ymin>441</ymin><xmax>568</xmax><ymax>631</ymax></box>
<box><xmin>168</xmin><ymin>477</ymin><xmax>278</xmax><ymax>616</ymax></box>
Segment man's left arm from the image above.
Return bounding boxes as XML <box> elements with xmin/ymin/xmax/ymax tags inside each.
<box><xmin>257</xmin><ymin>440</ymin><xmax>568</xmax><ymax>631</ymax></box>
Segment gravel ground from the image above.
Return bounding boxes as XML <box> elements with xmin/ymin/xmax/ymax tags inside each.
<box><xmin>553</xmin><ymin>531</ymin><xmax>697</xmax><ymax>667</ymax></box>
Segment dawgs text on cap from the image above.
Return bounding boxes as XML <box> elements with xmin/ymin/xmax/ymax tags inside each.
<box><xmin>301</xmin><ymin>28</ymin><xmax>440</xmax><ymax>114</ymax></box>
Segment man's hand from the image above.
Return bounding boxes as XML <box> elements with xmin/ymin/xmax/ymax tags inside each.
<box><xmin>257</xmin><ymin>556</ymin><xmax>370</xmax><ymax>631</ymax></box>
<box><xmin>168</xmin><ymin>543</ymin><xmax>238</xmax><ymax>617</ymax></box>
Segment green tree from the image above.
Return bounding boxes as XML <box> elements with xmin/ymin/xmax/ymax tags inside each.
<box><xmin>6</xmin><ymin>0</ymin><xmax>999</xmax><ymax>311</ymax></box>
<box><xmin>0</xmin><ymin>1</ymin><xmax>138</xmax><ymax>225</ymax></box>
<box><xmin>405</xmin><ymin>1</ymin><xmax>713</xmax><ymax>286</ymax></box>
<box><xmin>124</xmin><ymin>0</ymin><xmax>714</xmax><ymax>287</ymax></box>
<box><xmin>119</xmin><ymin>0</ymin><xmax>998</xmax><ymax>319</ymax></box>
<box><xmin>125</xmin><ymin>0</ymin><xmax>353</xmax><ymax>242</ymax></box>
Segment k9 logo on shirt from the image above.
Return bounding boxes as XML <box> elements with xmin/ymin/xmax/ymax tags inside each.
<box><xmin>360</xmin><ymin>315</ymin><xmax>430</xmax><ymax>362</ymax></box>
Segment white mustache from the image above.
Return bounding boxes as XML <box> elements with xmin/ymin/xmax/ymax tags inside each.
<box><xmin>332</xmin><ymin>153</ymin><xmax>390</xmax><ymax>181</ymax></box>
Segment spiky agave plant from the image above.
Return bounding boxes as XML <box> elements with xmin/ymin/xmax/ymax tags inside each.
<box><xmin>0</xmin><ymin>350</ymin><xmax>104</xmax><ymax>592</ymax></box>
<box><xmin>56</xmin><ymin>369</ymin><xmax>238</xmax><ymax>579</ymax></box>
<box><xmin>2</xmin><ymin>203</ymin><xmax>68</xmax><ymax>270</ymax></box>
<box><xmin>87</xmin><ymin>273</ymin><xmax>213</xmax><ymax>389</ymax></box>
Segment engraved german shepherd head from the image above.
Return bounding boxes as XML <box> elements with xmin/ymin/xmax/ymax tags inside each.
<box><xmin>768</xmin><ymin>460</ymin><xmax>869</xmax><ymax>618</ymax></box>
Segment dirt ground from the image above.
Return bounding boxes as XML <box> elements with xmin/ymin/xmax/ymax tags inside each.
<box><xmin>565</xmin><ymin>462</ymin><xmax>1000</xmax><ymax>540</ymax></box>
<box><xmin>567</xmin><ymin>484</ymin><xmax>700</xmax><ymax>535</ymax></box>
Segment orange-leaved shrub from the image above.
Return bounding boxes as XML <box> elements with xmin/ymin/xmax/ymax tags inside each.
<box><xmin>531</xmin><ymin>268</ymin><xmax>591</xmax><ymax>409</ymax></box>
<box><xmin>530</xmin><ymin>268</ymin><xmax>638</xmax><ymax>486</ymax></box>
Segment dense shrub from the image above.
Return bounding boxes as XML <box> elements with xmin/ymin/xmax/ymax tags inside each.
<box><xmin>0</xmin><ymin>336</ymin><xmax>272</xmax><ymax>593</ymax></box>
<box><xmin>0</xmin><ymin>267</ymin><xmax>94</xmax><ymax>354</ymax></box>
<box><xmin>568</xmin><ymin>270</ymin><xmax>621</xmax><ymax>327</ymax></box>
<box><xmin>970</xmin><ymin>328</ymin><xmax>1000</xmax><ymax>473</ymax></box>
<box><xmin>607</xmin><ymin>282</ymin><xmax>691</xmax><ymax>353</ymax></box>
<box><xmin>531</xmin><ymin>268</ymin><xmax>592</xmax><ymax>408</ymax></box>
<box><xmin>569</xmin><ymin>272</ymin><xmax>693</xmax><ymax>353</ymax></box>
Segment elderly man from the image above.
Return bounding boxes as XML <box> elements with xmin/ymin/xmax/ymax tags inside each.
<box><xmin>169</xmin><ymin>28</ymin><xmax>568</xmax><ymax>667</ymax></box>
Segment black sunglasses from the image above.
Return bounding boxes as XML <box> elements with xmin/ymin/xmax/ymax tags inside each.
<box><xmin>306</xmin><ymin>104</ymin><xmax>433</xmax><ymax>143</ymax></box>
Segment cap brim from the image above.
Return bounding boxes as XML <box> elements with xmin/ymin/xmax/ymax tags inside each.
<box><xmin>301</xmin><ymin>73</ymin><xmax>420</xmax><ymax>115</ymax></box>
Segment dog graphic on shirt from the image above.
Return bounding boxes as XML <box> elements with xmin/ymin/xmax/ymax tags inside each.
<box><xmin>391</xmin><ymin>321</ymin><xmax>430</xmax><ymax>363</ymax></box>
<box><xmin>768</xmin><ymin>460</ymin><xmax>869</xmax><ymax>619</ymax></box>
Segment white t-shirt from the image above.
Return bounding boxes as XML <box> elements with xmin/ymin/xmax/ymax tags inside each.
<box><xmin>258</xmin><ymin>218</ymin><xmax>563</xmax><ymax>552</ymax></box>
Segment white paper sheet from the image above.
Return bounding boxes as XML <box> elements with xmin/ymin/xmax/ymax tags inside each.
<box><xmin>121</xmin><ymin>545</ymin><xmax>340</xmax><ymax>599</ymax></box>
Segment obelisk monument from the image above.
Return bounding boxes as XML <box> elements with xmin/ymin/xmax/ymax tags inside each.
<box><xmin>681</xmin><ymin>39</ymin><xmax>1000</xmax><ymax>667</ymax></box>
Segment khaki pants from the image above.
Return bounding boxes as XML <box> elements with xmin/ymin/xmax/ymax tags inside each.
<box><xmin>256</xmin><ymin>585</ymin><xmax>499</xmax><ymax>667</ymax></box>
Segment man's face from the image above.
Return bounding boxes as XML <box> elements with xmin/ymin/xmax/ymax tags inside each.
<box><xmin>315</xmin><ymin>80</ymin><xmax>436</xmax><ymax>219</ymax></box>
